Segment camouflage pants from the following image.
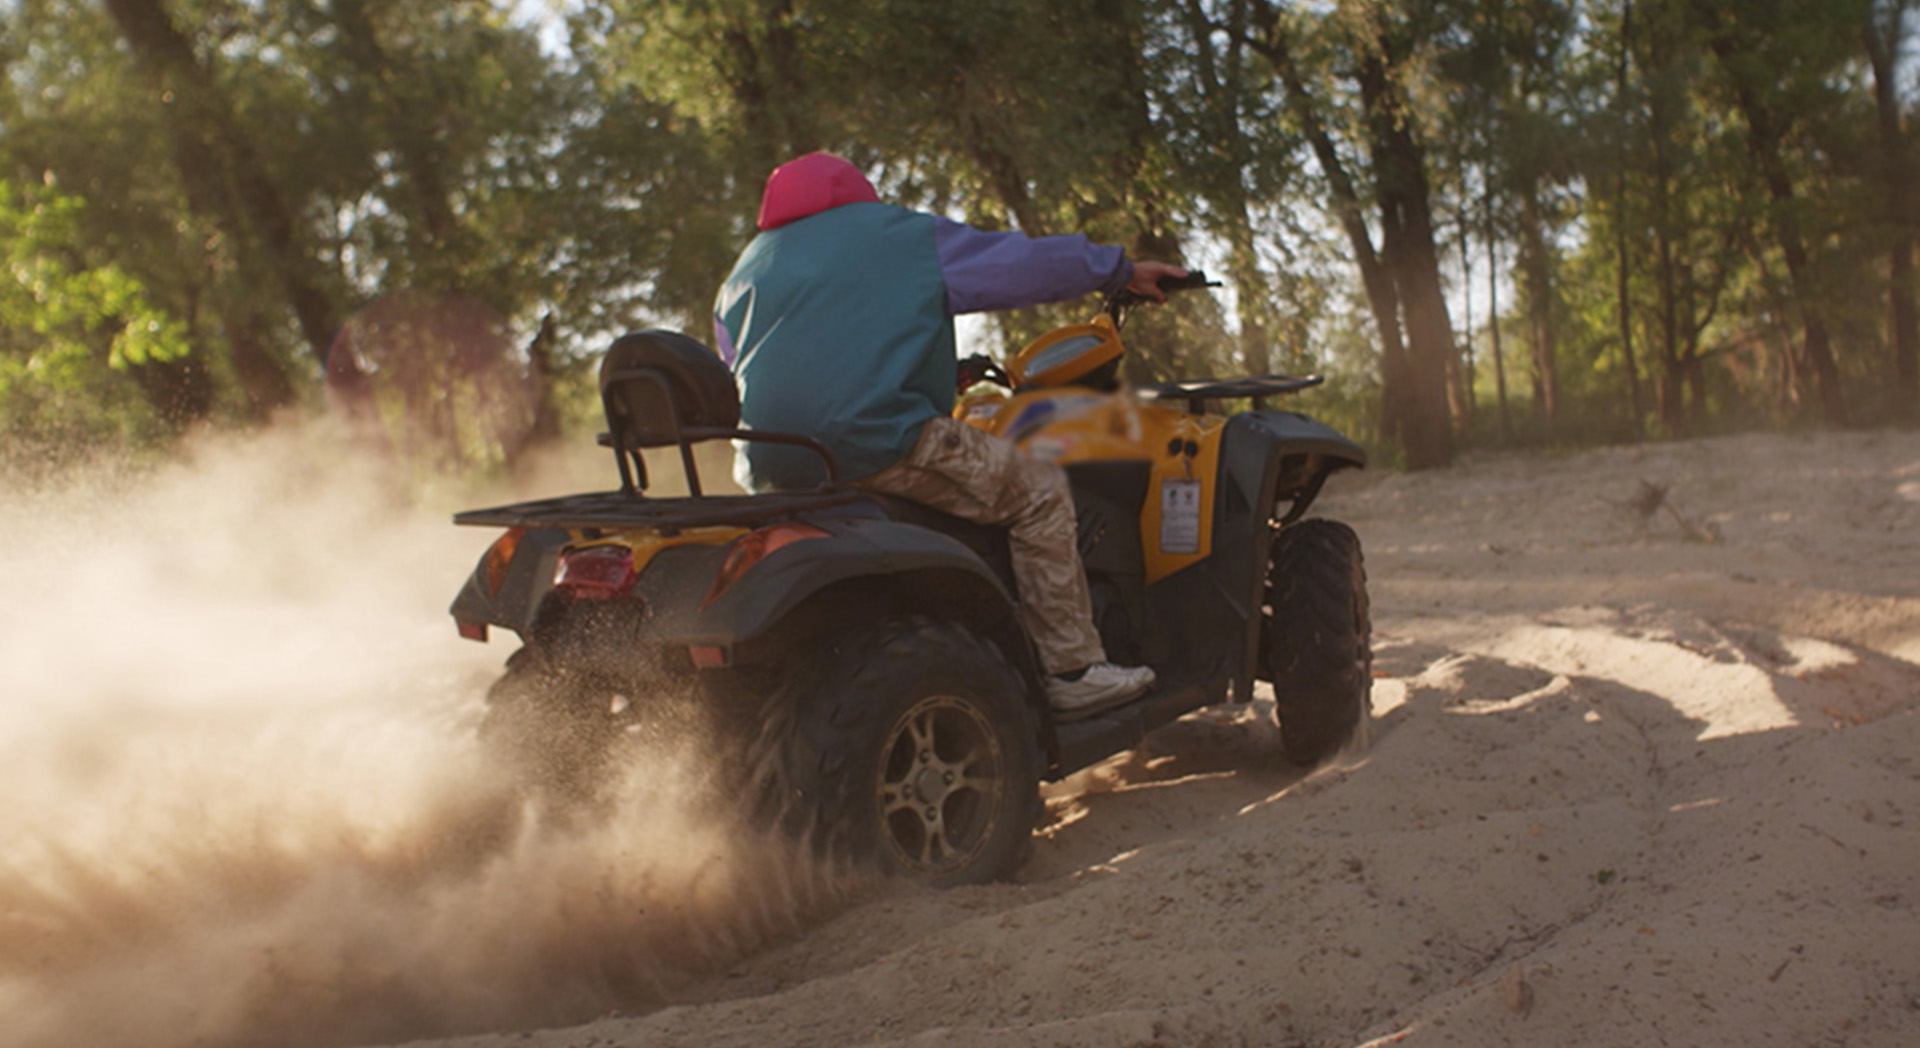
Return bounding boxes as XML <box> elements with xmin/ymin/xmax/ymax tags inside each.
<box><xmin>857</xmin><ymin>417</ymin><xmax>1106</xmax><ymax>675</ymax></box>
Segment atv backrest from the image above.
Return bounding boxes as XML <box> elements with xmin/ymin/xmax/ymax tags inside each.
<box><xmin>600</xmin><ymin>330</ymin><xmax>740</xmax><ymax>444</ymax></box>
<box><xmin>597</xmin><ymin>330</ymin><xmax>839</xmax><ymax>496</ymax></box>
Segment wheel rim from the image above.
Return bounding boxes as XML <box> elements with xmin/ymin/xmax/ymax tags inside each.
<box><xmin>874</xmin><ymin>694</ymin><xmax>1006</xmax><ymax>877</ymax></box>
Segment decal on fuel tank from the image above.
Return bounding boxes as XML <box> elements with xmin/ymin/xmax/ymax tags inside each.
<box><xmin>1159</xmin><ymin>478</ymin><xmax>1202</xmax><ymax>554</ymax></box>
<box><xmin>1005</xmin><ymin>401</ymin><xmax>1057</xmax><ymax>443</ymax></box>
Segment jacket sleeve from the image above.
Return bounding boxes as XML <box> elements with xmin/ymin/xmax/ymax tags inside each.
<box><xmin>933</xmin><ymin>216</ymin><xmax>1133</xmax><ymax>315</ymax></box>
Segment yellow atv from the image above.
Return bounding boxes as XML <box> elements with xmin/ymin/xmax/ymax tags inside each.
<box><xmin>449</xmin><ymin>272</ymin><xmax>1370</xmax><ymax>886</ymax></box>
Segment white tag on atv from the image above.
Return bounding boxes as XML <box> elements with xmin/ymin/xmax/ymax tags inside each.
<box><xmin>1160</xmin><ymin>478</ymin><xmax>1202</xmax><ymax>554</ymax></box>
<box><xmin>1026</xmin><ymin>435</ymin><xmax>1072</xmax><ymax>463</ymax></box>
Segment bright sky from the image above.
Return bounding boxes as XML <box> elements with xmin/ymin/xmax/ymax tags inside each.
<box><xmin>506</xmin><ymin>0</ymin><xmax>572</xmax><ymax>54</ymax></box>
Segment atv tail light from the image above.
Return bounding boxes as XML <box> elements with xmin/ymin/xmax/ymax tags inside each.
<box><xmin>688</xmin><ymin>644</ymin><xmax>731</xmax><ymax>669</ymax></box>
<box><xmin>702</xmin><ymin>523</ymin><xmax>831</xmax><ymax>608</ymax></box>
<box><xmin>457</xmin><ymin>620</ymin><xmax>489</xmax><ymax>642</ymax></box>
<box><xmin>483</xmin><ymin>527</ymin><xmax>528</xmax><ymax>596</ymax></box>
<box><xmin>555</xmin><ymin>544</ymin><xmax>639</xmax><ymax>601</ymax></box>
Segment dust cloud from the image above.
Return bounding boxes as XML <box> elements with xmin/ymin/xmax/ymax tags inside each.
<box><xmin>0</xmin><ymin>424</ymin><xmax>842</xmax><ymax>1048</ymax></box>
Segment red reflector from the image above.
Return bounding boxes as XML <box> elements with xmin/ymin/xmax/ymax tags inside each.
<box><xmin>457</xmin><ymin>621</ymin><xmax>489</xmax><ymax>642</ymax></box>
<box><xmin>689</xmin><ymin>645</ymin><xmax>731</xmax><ymax>669</ymax></box>
<box><xmin>556</xmin><ymin>545</ymin><xmax>639</xmax><ymax>600</ymax></box>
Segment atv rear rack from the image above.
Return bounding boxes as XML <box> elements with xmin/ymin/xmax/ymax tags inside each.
<box><xmin>452</xmin><ymin>488</ymin><xmax>870</xmax><ymax>534</ymax></box>
<box><xmin>1137</xmin><ymin>374</ymin><xmax>1323</xmax><ymax>414</ymax></box>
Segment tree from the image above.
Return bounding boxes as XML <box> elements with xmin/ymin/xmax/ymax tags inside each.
<box><xmin>1607</xmin><ymin>0</ymin><xmax>1745</xmax><ymax>434</ymax></box>
<box><xmin>1159</xmin><ymin>0</ymin><xmax>1303</xmax><ymax>377</ymax></box>
<box><xmin>1864</xmin><ymin>0</ymin><xmax>1919</xmax><ymax>419</ymax></box>
<box><xmin>102</xmin><ymin>0</ymin><xmax>344</xmax><ymax>384</ymax></box>
<box><xmin>0</xmin><ymin>179</ymin><xmax>192</xmax><ymax>448</ymax></box>
<box><xmin>1241</xmin><ymin>0</ymin><xmax>1459</xmax><ymax>467</ymax></box>
<box><xmin>1690</xmin><ymin>0</ymin><xmax>1861</xmax><ymax>426</ymax></box>
<box><xmin>5</xmin><ymin>0</ymin><xmax>666</xmax><ymax>463</ymax></box>
<box><xmin>2</xmin><ymin>0</ymin><xmax>1908</xmax><ymax>462</ymax></box>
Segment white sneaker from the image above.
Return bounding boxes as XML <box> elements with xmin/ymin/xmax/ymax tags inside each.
<box><xmin>1047</xmin><ymin>662</ymin><xmax>1155</xmax><ymax>719</ymax></box>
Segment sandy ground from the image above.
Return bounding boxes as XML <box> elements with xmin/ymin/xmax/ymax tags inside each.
<box><xmin>4</xmin><ymin>428</ymin><xmax>1918</xmax><ymax>1048</ymax></box>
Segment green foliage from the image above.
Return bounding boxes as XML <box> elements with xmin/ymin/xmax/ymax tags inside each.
<box><xmin>0</xmin><ymin>179</ymin><xmax>191</xmax><ymax>447</ymax></box>
<box><xmin>0</xmin><ymin>0</ymin><xmax>1914</xmax><ymax>463</ymax></box>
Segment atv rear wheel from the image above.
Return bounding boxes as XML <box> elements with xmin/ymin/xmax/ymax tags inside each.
<box><xmin>778</xmin><ymin>616</ymin><xmax>1043</xmax><ymax>887</ymax></box>
<box><xmin>478</xmin><ymin>647</ymin><xmax>623</xmax><ymax>801</ymax></box>
<box><xmin>1263</xmin><ymin>519</ymin><xmax>1373</xmax><ymax>766</ymax></box>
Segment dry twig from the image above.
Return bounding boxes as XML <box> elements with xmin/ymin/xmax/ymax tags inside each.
<box><xmin>1629</xmin><ymin>480</ymin><xmax>1723</xmax><ymax>543</ymax></box>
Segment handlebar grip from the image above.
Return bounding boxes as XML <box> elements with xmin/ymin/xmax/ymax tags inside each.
<box><xmin>956</xmin><ymin>353</ymin><xmax>1010</xmax><ymax>391</ymax></box>
<box><xmin>1108</xmin><ymin>268</ymin><xmax>1220</xmax><ymax>310</ymax></box>
<box><xmin>1158</xmin><ymin>270</ymin><xmax>1220</xmax><ymax>293</ymax></box>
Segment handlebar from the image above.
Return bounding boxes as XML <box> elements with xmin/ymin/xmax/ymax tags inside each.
<box><xmin>1108</xmin><ymin>268</ymin><xmax>1221</xmax><ymax>311</ymax></box>
<box><xmin>956</xmin><ymin>269</ymin><xmax>1224</xmax><ymax>396</ymax></box>
<box><xmin>956</xmin><ymin>353</ymin><xmax>1010</xmax><ymax>392</ymax></box>
<box><xmin>1157</xmin><ymin>270</ymin><xmax>1222</xmax><ymax>294</ymax></box>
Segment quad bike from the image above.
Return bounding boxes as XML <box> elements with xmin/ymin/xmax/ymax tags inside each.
<box><xmin>449</xmin><ymin>272</ymin><xmax>1371</xmax><ymax>887</ymax></box>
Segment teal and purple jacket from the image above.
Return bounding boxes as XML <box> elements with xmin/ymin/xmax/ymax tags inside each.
<box><xmin>714</xmin><ymin>197</ymin><xmax>1133</xmax><ymax>492</ymax></box>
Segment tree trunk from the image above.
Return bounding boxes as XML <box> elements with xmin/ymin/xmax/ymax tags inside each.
<box><xmin>1682</xmin><ymin>352</ymin><xmax>1709</xmax><ymax>424</ymax></box>
<box><xmin>126</xmin><ymin>355</ymin><xmax>215</xmax><ymax>428</ymax></box>
<box><xmin>1177</xmin><ymin>0</ymin><xmax>1270</xmax><ymax>375</ymax></box>
<box><xmin>1866</xmin><ymin>9</ymin><xmax>1919</xmax><ymax>420</ymax></box>
<box><xmin>1616</xmin><ymin>0</ymin><xmax>1645</xmax><ymax>433</ymax></box>
<box><xmin>1739</xmin><ymin>241</ymin><xmax>1803</xmax><ymax>416</ymax></box>
<box><xmin>721</xmin><ymin>0</ymin><xmax>820</xmax><ymax>177</ymax></box>
<box><xmin>1680</xmin><ymin>284</ymin><xmax>1718</xmax><ymax>429</ymax></box>
<box><xmin>1651</xmin><ymin>115</ymin><xmax>1684</xmax><ymax>434</ymax></box>
<box><xmin>1655</xmin><ymin>228</ymin><xmax>1683</xmax><ymax>434</ymax></box>
<box><xmin>1245</xmin><ymin>9</ymin><xmax>1417</xmax><ymax>458</ymax></box>
<box><xmin>1696</xmin><ymin>2</ymin><xmax>1847</xmax><ymax>425</ymax></box>
<box><xmin>102</xmin><ymin>0</ymin><xmax>341</xmax><ymax>381</ymax></box>
<box><xmin>1225</xmin><ymin>220</ymin><xmax>1273</xmax><ymax>376</ymax></box>
<box><xmin>1459</xmin><ymin>197</ymin><xmax>1475</xmax><ymax>427</ymax></box>
<box><xmin>187</xmin><ymin>272</ymin><xmax>292</xmax><ymax>420</ymax></box>
<box><xmin>1753</xmin><ymin>146</ymin><xmax>1846</xmax><ymax>426</ymax></box>
<box><xmin>1517</xmin><ymin>184</ymin><xmax>1559</xmax><ymax>434</ymax></box>
<box><xmin>1487</xmin><ymin>195</ymin><xmax>1512</xmax><ymax>441</ymax></box>
<box><xmin>1358</xmin><ymin>44</ymin><xmax>1455</xmax><ymax>469</ymax></box>
<box><xmin>330</xmin><ymin>0</ymin><xmax>464</xmax><ymax>279</ymax></box>
<box><xmin>224</xmin><ymin>322</ymin><xmax>296</xmax><ymax>420</ymax></box>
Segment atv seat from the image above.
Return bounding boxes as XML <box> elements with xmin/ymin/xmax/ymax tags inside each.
<box><xmin>863</xmin><ymin>492</ymin><xmax>1016</xmax><ymax>587</ymax></box>
<box><xmin>598</xmin><ymin>330</ymin><xmax>840</xmax><ymax>497</ymax></box>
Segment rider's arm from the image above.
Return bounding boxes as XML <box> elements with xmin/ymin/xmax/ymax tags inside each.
<box><xmin>932</xmin><ymin>216</ymin><xmax>1133</xmax><ymax>315</ymax></box>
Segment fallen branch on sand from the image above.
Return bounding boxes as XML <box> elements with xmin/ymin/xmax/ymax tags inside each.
<box><xmin>1628</xmin><ymin>480</ymin><xmax>1724</xmax><ymax>543</ymax></box>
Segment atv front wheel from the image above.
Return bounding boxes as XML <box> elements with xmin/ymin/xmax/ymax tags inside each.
<box><xmin>779</xmin><ymin>616</ymin><xmax>1043</xmax><ymax>887</ymax></box>
<box><xmin>1263</xmin><ymin>519</ymin><xmax>1373</xmax><ymax>765</ymax></box>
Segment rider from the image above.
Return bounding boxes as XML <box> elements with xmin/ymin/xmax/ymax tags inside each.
<box><xmin>714</xmin><ymin>152</ymin><xmax>1186</xmax><ymax>718</ymax></box>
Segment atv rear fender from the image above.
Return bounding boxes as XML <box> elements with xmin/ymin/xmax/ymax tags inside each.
<box><xmin>450</xmin><ymin>515</ymin><xmax>1036</xmax><ymax>684</ymax></box>
<box><xmin>449</xmin><ymin>526</ymin><xmax>571</xmax><ymax>638</ymax></box>
<box><xmin>641</xmin><ymin>517</ymin><xmax>1043</xmax><ymax>682</ymax></box>
<box><xmin>1213</xmin><ymin>410</ymin><xmax>1367</xmax><ymax>702</ymax></box>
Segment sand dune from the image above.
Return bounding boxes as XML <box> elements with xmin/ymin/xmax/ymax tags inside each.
<box><xmin>429</xmin><ymin>431</ymin><xmax>1920</xmax><ymax>1048</ymax></box>
<box><xmin>3</xmin><ymin>429</ymin><xmax>1915</xmax><ymax>1048</ymax></box>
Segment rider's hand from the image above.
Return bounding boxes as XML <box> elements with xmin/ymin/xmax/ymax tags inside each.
<box><xmin>1127</xmin><ymin>260</ymin><xmax>1190</xmax><ymax>304</ymax></box>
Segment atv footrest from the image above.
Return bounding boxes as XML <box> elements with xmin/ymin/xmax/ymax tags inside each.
<box><xmin>1050</xmin><ymin>671</ymin><xmax>1227</xmax><ymax>778</ymax></box>
<box><xmin>453</xmin><ymin>488</ymin><xmax>871</xmax><ymax>533</ymax></box>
